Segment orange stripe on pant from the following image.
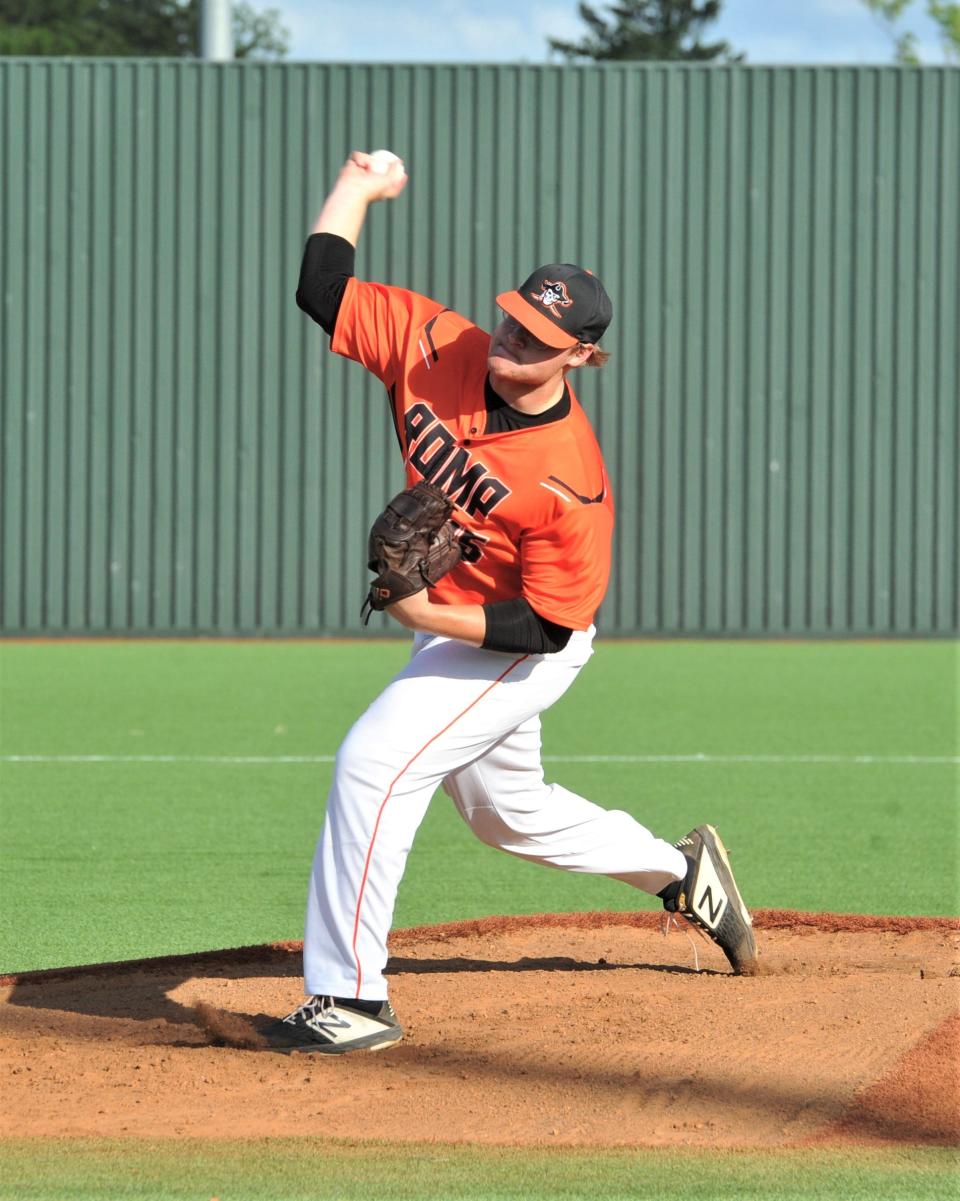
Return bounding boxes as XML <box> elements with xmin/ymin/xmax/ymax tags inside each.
<box><xmin>348</xmin><ymin>653</ymin><xmax>529</xmax><ymax>997</ymax></box>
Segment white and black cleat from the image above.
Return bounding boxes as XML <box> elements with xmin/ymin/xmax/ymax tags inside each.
<box><xmin>659</xmin><ymin>824</ymin><xmax>758</xmax><ymax>975</ymax></box>
<box><xmin>265</xmin><ymin>995</ymin><xmax>403</xmax><ymax>1054</ymax></box>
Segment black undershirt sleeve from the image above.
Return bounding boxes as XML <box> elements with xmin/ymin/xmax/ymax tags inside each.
<box><xmin>482</xmin><ymin>597</ymin><xmax>573</xmax><ymax>655</ymax></box>
<box><xmin>295</xmin><ymin>232</ymin><xmax>356</xmax><ymax>335</ymax></box>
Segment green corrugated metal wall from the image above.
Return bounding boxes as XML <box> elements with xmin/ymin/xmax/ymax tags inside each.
<box><xmin>1</xmin><ymin>61</ymin><xmax>957</xmax><ymax>635</ymax></box>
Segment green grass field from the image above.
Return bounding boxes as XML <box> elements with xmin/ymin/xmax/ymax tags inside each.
<box><xmin>0</xmin><ymin>1140</ymin><xmax>956</xmax><ymax>1201</ymax></box>
<box><xmin>0</xmin><ymin>638</ymin><xmax>957</xmax><ymax>1200</ymax></box>
<box><xmin>1</xmin><ymin>639</ymin><xmax>956</xmax><ymax>974</ymax></box>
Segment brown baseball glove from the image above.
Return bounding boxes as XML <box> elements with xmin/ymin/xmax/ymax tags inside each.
<box><xmin>361</xmin><ymin>481</ymin><xmax>465</xmax><ymax>622</ymax></box>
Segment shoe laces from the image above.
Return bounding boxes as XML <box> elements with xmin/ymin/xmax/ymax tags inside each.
<box><xmin>660</xmin><ymin>911</ymin><xmax>703</xmax><ymax>972</ymax></box>
<box><xmin>285</xmin><ymin>995</ymin><xmax>335</xmax><ymax>1023</ymax></box>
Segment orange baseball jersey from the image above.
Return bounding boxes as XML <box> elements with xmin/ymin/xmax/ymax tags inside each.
<box><xmin>331</xmin><ymin>277</ymin><xmax>614</xmax><ymax>631</ymax></box>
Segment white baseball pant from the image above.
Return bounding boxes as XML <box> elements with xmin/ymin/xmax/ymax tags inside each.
<box><xmin>303</xmin><ymin>628</ymin><xmax>687</xmax><ymax>999</ymax></box>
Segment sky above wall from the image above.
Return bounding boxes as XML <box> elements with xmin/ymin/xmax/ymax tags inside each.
<box><xmin>276</xmin><ymin>0</ymin><xmax>950</xmax><ymax>65</ymax></box>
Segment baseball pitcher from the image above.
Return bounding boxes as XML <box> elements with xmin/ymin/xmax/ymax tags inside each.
<box><xmin>265</xmin><ymin>151</ymin><xmax>757</xmax><ymax>1054</ymax></box>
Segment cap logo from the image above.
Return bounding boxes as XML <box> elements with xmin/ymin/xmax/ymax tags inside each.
<box><xmin>530</xmin><ymin>280</ymin><xmax>573</xmax><ymax>321</ymax></box>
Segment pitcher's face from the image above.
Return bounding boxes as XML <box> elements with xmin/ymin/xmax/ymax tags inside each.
<box><xmin>488</xmin><ymin>312</ymin><xmax>590</xmax><ymax>388</ymax></box>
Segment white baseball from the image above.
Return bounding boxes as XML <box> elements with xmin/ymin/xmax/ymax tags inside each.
<box><xmin>368</xmin><ymin>149</ymin><xmax>404</xmax><ymax>175</ymax></box>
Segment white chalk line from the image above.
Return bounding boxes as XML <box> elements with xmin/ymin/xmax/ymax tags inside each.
<box><xmin>0</xmin><ymin>753</ymin><xmax>956</xmax><ymax>766</ymax></box>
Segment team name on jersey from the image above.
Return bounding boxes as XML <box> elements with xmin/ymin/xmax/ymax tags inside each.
<box><xmin>404</xmin><ymin>403</ymin><xmax>511</xmax><ymax>518</ymax></box>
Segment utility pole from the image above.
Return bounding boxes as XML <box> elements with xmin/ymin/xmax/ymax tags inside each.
<box><xmin>201</xmin><ymin>0</ymin><xmax>234</xmax><ymax>61</ymax></box>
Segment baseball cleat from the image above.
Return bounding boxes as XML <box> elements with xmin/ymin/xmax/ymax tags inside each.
<box><xmin>264</xmin><ymin>995</ymin><xmax>403</xmax><ymax>1054</ymax></box>
<box><xmin>658</xmin><ymin>824</ymin><xmax>758</xmax><ymax>975</ymax></box>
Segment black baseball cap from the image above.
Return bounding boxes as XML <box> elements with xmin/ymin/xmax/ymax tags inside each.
<box><xmin>496</xmin><ymin>263</ymin><xmax>613</xmax><ymax>349</ymax></box>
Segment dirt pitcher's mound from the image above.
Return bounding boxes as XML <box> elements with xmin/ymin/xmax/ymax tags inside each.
<box><xmin>1</xmin><ymin>911</ymin><xmax>958</xmax><ymax>1148</ymax></box>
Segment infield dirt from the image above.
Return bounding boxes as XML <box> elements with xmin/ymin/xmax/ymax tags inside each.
<box><xmin>1</xmin><ymin>911</ymin><xmax>957</xmax><ymax>1148</ymax></box>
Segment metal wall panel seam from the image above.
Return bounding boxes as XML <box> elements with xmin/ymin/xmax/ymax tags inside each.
<box><xmin>259</xmin><ymin>65</ymin><xmax>279</xmax><ymax>631</ymax></box>
<box><xmin>700</xmin><ymin>68</ymin><xmax>724</xmax><ymax>634</ymax></box>
<box><xmin>786</xmin><ymin>69</ymin><xmax>808</xmax><ymax>632</ymax></box>
<box><xmin>676</xmin><ymin>67</ymin><xmax>690</xmax><ymax>631</ymax></box>
<box><xmin>849</xmin><ymin>68</ymin><xmax>871</xmax><ymax>634</ymax></box>
<box><xmin>903</xmin><ymin>69</ymin><xmax>921</xmax><ymax>634</ymax></box>
<box><xmin>245</xmin><ymin>65</ymin><xmax>264</xmax><ymax>631</ymax></box>
<box><xmin>839</xmin><ymin>66</ymin><xmax>857</xmax><ymax>634</ymax></box>
<box><xmin>867</xmin><ymin>69</ymin><xmax>884</xmax><ymax>632</ymax></box>
<box><xmin>609</xmin><ymin>67</ymin><xmax>634</xmax><ymax>632</ymax></box>
<box><xmin>640</xmin><ymin>66</ymin><xmax>661</xmax><ymax>631</ymax></box>
<box><xmin>744</xmin><ymin>67</ymin><xmax>766</xmax><ymax>634</ymax></box>
<box><xmin>886</xmin><ymin>69</ymin><xmax>903</xmax><ymax>634</ymax></box>
<box><xmin>876</xmin><ymin>66</ymin><xmax>895</xmax><ymax>635</ymax></box>
<box><xmin>937</xmin><ymin>70</ymin><xmax>960</xmax><ymax>632</ymax></box>
<box><xmin>666</xmin><ymin>65</ymin><xmax>685</xmax><ymax>632</ymax></box>
<box><xmin>151</xmin><ymin>64</ymin><xmax>166</xmax><ymax>630</ymax></box>
<box><xmin>95</xmin><ymin>62</ymin><xmax>118</xmax><ymax>630</ymax></box>
<box><xmin>174</xmin><ymin>62</ymin><xmax>192</xmax><ymax>634</ymax></box>
<box><xmin>807</xmin><ymin>70</ymin><xmax>830</xmax><ymax>632</ymax></box>
<box><xmin>323</xmin><ymin>66</ymin><xmax>345</xmax><ymax>630</ymax></box>
<box><xmin>827</xmin><ymin>68</ymin><xmax>845</xmax><ymax>633</ymax></box>
<box><xmin>275</xmin><ymin>65</ymin><xmax>291</xmax><ymax>631</ymax></box>
<box><xmin>293</xmin><ymin>65</ymin><xmax>309</xmax><ymax>630</ymax></box>
<box><xmin>683</xmin><ymin>68</ymin><xmax>703</xmax><ymax>633</ymax></box>
<box><xmin>64</xmin><ymin>64</ymin><xmax>85</xmax><ymax>629</ymax></box>
<box><xmin>83</xmin><ymin>64</ymin><xmax>97</xmax><ymax>628</ymax></box>
<box><xmin>148</xmin><ymin>63</ymin><xmax>165</xmax><ymax>631</ymax></box>
<box><xmin>125</xmin><ymin>60</ymin><xmax>142</xmax><ymax>631</ymax></box>
<box><xmin>20</xmin><ymin>61</ymin><xmax>32</xmax><ymax>628</ymax></box>
<box><xmin>214</xmin><ymin>65</ymin><xmax>229</xmax><ymax>631</ymax></box>
<box><xmin>218</xmin><ymin>66</ymin><xmax>238</xmax><ymax>631</ymax></box>
<box><xmin>721</xmin><ymin>67</ymin><xmax>742</xmax><ymax>633</ymax></box>
<box><xmin>912</xmin><ymin>70</ymin><xmax>940</xmax><ymax>633</ymax></box>
<box><xmin>138</xmin><ymin>61</ymin><xmax>153</xmax><ymax>629</ymax></box>
<box><xmin>90</xmin><ymin>60</ymin><xmax>107</xmax><ymax>630</ymax></box>
<box><xmin>130</xmin><ymin>61</ymin><xmax>147</xmax><ymax>630</ymax></box>
<box><xmin>819</xmin><ymin>68</ymin><xmax>834</xmax><ymax>632</ymax></box>
<box><xmin>106</xmin><ymin>62</ymin><xmax>124</xmax><ymax>630</ymax></box>
<box><xmin>892</xmin><ymin>70</ymin><xmax>916</xmax><ymax>633</ymax></box>
<box><xmin>36</xmin><ymin>62</ymin><xmax>49</xmax><ymax>629</ymax></box>
<box><xmin>299</xmin><ymin>63</ymin><xmax>323</xmax><ymax>629</ymax></box>
<box><xmin>9</xmin><ymin>62</ymin><xmax>27</xmax><ymax>628</ymax></box>
<box><xmin>0</xmin><ymin>66</ymin><xmax>6</xmax><ymax>626</ymax></box>
<box><xmin>767</xmin><ymin>68</ymin><xmax>791</xmax><ymax>634</ymax></box>
<box><xmin>195</xmin><ymin>64</ymin><xmax>218</xmax><ymax>631</ymax></box>
<box><xmin>929</xmin><ymin>68</ymin><xmax>945</xmax><ymax>633</ymax></box>
<box><xmin>170</xmin><ymin>63</ymin><xmax>193</xmax><ymax>632</ymax></box>
<box><xmin>44</xmin><ymin>64</ymin><xmax>68</xmax><ymax>629</ymax></box>
<box><xmin>23</xmin><ymin>64</ymin><xmax>43</xmax><ymax>630</ymax></box>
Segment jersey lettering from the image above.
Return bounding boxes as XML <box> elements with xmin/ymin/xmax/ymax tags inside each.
<box><xmin>405</xmin><ymin>403</ymin><xmax>435</xmax><ymax>446</ymax></box>
<box><xmin>404</xmin><ymin>402</ymin><xmax>511</xmax><ymax>518</ymax></box>
<box><xmin>432</xmin><ymin>449</ymin><xmax>487</xmax><ymax>504</ymax></box>
<box><xmin>410</xmin><ymin>424</ymin><xmax>457</xmax><ymax>478</ymax></box>
<box><xmin>468</xmin><ymin>478</ymin><xmax>510</xmax><ymax>519</ymax></box>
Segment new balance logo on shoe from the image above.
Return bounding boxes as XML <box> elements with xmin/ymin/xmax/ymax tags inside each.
<box><xmin>303</xmin><ymin>1007</ymin><xmax>390</xmax><ymax>1046</ymax></box>
<box><xmin>697</xmin><ymin>884</ymin><xmax>725</xmax><ymax>927</ymax></box>
<box><xmin>661</xmin><ymin>824</ymin><xmax>759</xmax><ymax>975</ymax></box>
<box><xmin>305</xmin><ymin>1009</ymin><xmax>352</xmax><ymax>1035</ymax></box>
<box><xmin>265</xmin><ymin>996</ymin><xmax>404</xmax><ymax>1055</ymax></box>
<box><xmin>689</xmin><ymin>848</ymin><xmax>729</xmax><ymax>931</ymax></box>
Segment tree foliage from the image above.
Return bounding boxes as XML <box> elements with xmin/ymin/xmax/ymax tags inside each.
<box><xmin>548</xmin><ymin>0</ymin><xmax>743</xmax><ymax>63</ymax></box>
<box><xmin>0</xmin><ymin>1</ymin><xmax>289</xmax><ymax>58</ymax></box>
<box><xmin>862</xmin><ymin>0</ymin><xmax>960</xmax><ymax>63</ymax></box>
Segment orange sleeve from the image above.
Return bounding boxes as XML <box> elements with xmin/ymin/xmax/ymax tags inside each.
<box><xmin>330</xmin><ymin>277</ymin><xmax>444</xmax><ymax>387</ymax></box>
<box><xmin>521</xmin><ymin>503</ymin><xmax>614</xmax><ymax>631</ymax></box>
